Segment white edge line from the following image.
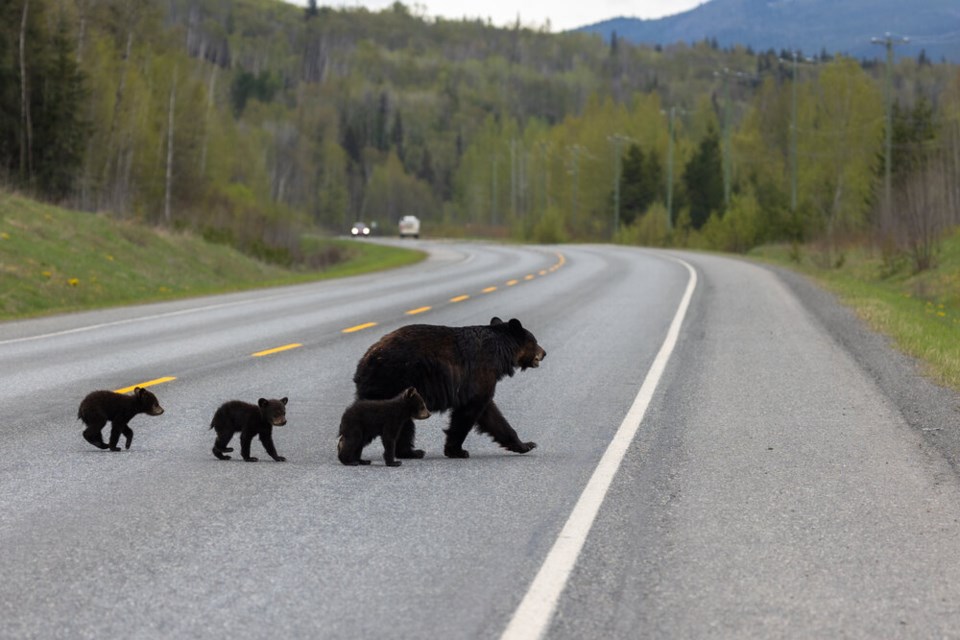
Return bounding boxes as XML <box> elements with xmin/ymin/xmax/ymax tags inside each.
<box><xmin>499</xmin><ymin>256</ymin><xmax>698</xmax><ymax>640</ymax></box>
<box><xmin>0</xmin><ymin>296</ymin><xmax>283</xmax><ymax>347</ymax></box>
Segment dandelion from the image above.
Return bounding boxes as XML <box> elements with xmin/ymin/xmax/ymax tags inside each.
<box><xmin>68</xmin><ymin>278</ymin><xmax>79</xmax><ymax>287</ymax></box>
<box><xmin>41</xmin><ymin>271</ymin><xmax>52</xmax><ymax>278</ymax></box>
<box><xmin>0</xmin><ymin>232</ymin><xmax>9</xmax><ymax>240</ymax></box>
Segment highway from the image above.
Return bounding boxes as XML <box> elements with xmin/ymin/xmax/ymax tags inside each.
<box><xmin>1</xmin><ymin>241</ymin><xmax>959</xmax><ymax>639</ymax></box>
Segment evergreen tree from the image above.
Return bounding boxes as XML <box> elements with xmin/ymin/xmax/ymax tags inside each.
<box><xmin>619</xmin><ymin>143</ymin><xmax>665</xmax><ymax>226</ymax></box>
<box><xmin>33</xmin><ymin>10</ymin><xmax>89</xmax><ymax>197</ymax></box>
<box><xmin>391</xmin><ymin>110</ymin><xmax>404</xmax><ymax>162</ymax></box>
<box><xmin>682</xmin><ymin>127</ymin><xmax>725</xmax><ymax>230</ymax></box>
<box><xmin>619</xmin><ymin>143</ymin><xmax>645</xmax><ymax>225</ymax></box>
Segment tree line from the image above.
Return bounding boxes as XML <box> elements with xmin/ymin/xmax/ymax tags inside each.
<box><xmin>2</xmin><ymin>0</ymin><xmax>958</xmax><ymax>269</ymax></box>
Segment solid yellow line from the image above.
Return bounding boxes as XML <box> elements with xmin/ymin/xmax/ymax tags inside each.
<box><xmin>342</xmin><ymin>322</ymin><xmax>378</xmax><ymax>334</ymax></box>
<box><xmin>506</xmin><ymin>279</ymin><xmax>519</xmax><ymax>286</ymax></box>
<box><xmin>252</xmin><ymin>343</ymin><xmax>302</xmax><ymax>357</ymax></box>
<box><xmin>450</xmin><ymin>295</ymin><xmax>470</xmax><ymax>303</ymax></box>
<box><xmin>406</xmin><ymin>306</ymin><xmax>431</xmax><ymax>315</ymax></box>
<box><xmin>482</xmin><ymin>286</ymin><xmax>497</xmax><ymax>294</ymax></box>
<box><xmin>114</xmin><ymin>377</ymin><xmax>177</xmax><ymax>394</ymax></box>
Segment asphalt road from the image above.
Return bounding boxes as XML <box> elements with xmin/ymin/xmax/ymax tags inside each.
<box><xmin>1</xmin><ymin>241</ymin><xmax>958</xmax><ymax>639</ymax></box>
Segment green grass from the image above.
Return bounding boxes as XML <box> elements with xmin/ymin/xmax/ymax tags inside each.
<box><xmin>750</xmin><ymin>229</ymin><xmax>960</xmax><ymax>391</ymax></box>
<box><xmin>0</xmin><ymin>191</ymin><xmax>425</xmax><ymax>320</ymax></box>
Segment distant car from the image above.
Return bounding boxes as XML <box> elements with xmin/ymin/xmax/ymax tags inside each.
<box><xmin>350</xmin><ymin>222</ymin><xmax>371</xmax><ymax>237</ymax></box>
<box><xmin>398</xmin><ymin>215</ymin><xmax>420</xmax><ymax>239</ymax></box>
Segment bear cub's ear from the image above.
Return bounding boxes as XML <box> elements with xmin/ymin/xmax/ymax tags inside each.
<box><xmin>403</xmin><ymin>387</ymin><xmax>417</xmax><ymax>398</ymax></box>
<box><xmin>258</xmin><ymin>398</ymin><xmax>268</xmax><ymax>408</ymax></box>
<box><xmin>490</xmin><ymin>317</ymin><xmax>503</xmax><ymax>326</ymax></box>
<box><xmin>280</xmin><ymin>397</ymin><xmax>288</xmax><ymax>405</ymax></box>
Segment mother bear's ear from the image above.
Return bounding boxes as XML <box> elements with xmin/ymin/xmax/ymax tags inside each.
<box><xmin>507</xmin><ymin>318</ymin><xmax>524</xmax><ymax>332</ymax></box>
<box><xmin>490</xmin><ymin>317</ymin><xmax>504</xmax><ymax>326</ymax></box>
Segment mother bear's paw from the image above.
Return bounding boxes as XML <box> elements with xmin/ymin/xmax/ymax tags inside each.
<box><xmin>443</xmin><ymin>445</ymin><xmax>470</xmax><ymax>459</ymax></box>
<box><xmin>510</xmin><ymin>441</ymin><xmax>537</xmax><ymax>454</ymax></box>
<box><xmin>397</xmin><ymin>448</ymin><xmax>425</xmax><ymax>459</ymax></box>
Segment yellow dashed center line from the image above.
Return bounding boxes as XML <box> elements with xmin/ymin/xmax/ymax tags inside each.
<box><xmin>342</xmin><ymin>322</ymin><xmax>378</xmax><ymax>334</ymax></box>
<box><xmin>107</xmin><ymin>252</ymin><xmax>567</xmax><ymax>390</ymax></box>
<box><xmin>406</xmin><ymin>306</ymin><xmax>432</xmax><ymax>315</ymax></box>
<box><xmin>114</xmin><ymin>377</ymin><xmax>177</xmax><ymax>394</ymax></box>
<box><xmin>252</xmin><ymin>343</ymin><xmax>302</xmax><ymax>357</ymax></box>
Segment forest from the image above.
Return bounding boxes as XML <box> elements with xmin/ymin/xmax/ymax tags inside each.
<box><xmin>2</xmin><ymin>0</ymin><xmax>959</xmax><ymax>270</ymax></box>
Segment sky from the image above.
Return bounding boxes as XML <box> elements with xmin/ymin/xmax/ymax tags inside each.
<box><xmin>309</xmin><ymin>1</ymin><xmax>707</xmax><ymax>32</ymax></box>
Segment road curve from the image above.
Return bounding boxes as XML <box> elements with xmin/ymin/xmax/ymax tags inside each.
<box><xmin>0</xmin><ymin>242</ymin><xmax>958</xmax><ymax>639</ymax></box>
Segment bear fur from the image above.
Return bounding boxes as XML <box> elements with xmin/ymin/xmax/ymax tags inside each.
<box><xmin>337</xmin><ymin>387</ymin><xmax>431</xmax><ymax>467</ymax></box>
<box><xmin>210</xmin><ymin>397</ymin><xmax>288</xmax><ymax>462</ymax></box>
<box><xmin>77</xmin><ymin>387</ymin><xmax>165</xmax><ymax>451</ymax></box>
<box><xmin>352</xmin><ymin>317</ymin><xmax>546</xmax><ymax>459</ymax></box>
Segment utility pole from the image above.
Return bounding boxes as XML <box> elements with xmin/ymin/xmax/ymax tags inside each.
<box><xmin>790</xmin><ymin>51</ymin><xmax>798</xmax><ymax>213</ymax></box>
<box><xmin>538</xmin><ymin>141</ymin><xmax>550</xmax><ymax>217</ymax></box>
<box><xmin>666</xmin><ymin>107</ymin><xmax>677</xmax><ymax>229</ymax></box>
<box><xmin>714</xmin><ymin>68</ymin><xmax>732</xmax><ymax>207</ymax></box>
<box><xmin>570</xmin><ymin>145</ymin><xmax>580</xmax><ymax>224</ymax></box>
<box><xmin>510</xmin><ymin>138</ymin><xmax>517</xmax><ymax>218</ymax></box>
<box><xmin>491</xmin><ymin>153</ymin><xmax>498</xmax><ymax>226</ymax></box>
<box><xmin>722</xmin><ymin>78</ymin><xmax>731</xmax><ymax>208</ymax></box>
<box><xmin>871</xmin><ymin>33</ymin><xmax>909</xmax><ymax>224</ymax></box>
<box><xmin>714</xmin><ymin>68</ymin><xmax>742</xmax><ymax>208</ymax></box>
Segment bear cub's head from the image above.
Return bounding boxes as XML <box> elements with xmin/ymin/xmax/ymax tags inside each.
<box><xmin>490</xmin><ymin>317</ymin><xmax>547</xmax><ymax>370</ymax></box>
<box><xmin>134</xmin><ymin>387</ymin><xmax>165</xmax><ymax>416</ymax></box>
<box><xmin>258</xmin><ymin>397</ymin><xmax>288</xmax><ymax>426</ymax></box>
<box><xmin>402</xmin><ymin>387</ymin><xmax>431</xmax><ymax>420</ymax></box>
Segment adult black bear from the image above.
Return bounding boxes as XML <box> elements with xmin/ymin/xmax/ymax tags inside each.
<box><xmin>77</xmin><ymin>387</ymin><xmax>165</xmax><ymax>451</ymax></box>
<box><xmin>210</xmin><ymin>397</ymin><xmax>289</xmax><ymax>462</ymax></box>
<box><xmin>353</xmin><ymin>317</ymin><xmax>546</xmax><ymax>459</ymax></box>
<box><xmin>338</xmin><ymin>387</ymin><xmax>431</xmax><ymax>467</ymax></box>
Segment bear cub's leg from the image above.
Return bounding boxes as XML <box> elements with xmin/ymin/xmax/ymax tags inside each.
<box><xmin>81</xmin><ymin>418</ymin><xmax>110</xmax><ymax>450</ymax></box>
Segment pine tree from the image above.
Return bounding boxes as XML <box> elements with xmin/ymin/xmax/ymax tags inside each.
<box><xmin>683</xmin><ymin>126</ymin><xmax>725</xmax><ymax>229</ymax></box>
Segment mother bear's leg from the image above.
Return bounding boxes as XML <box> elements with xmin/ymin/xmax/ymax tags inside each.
<box><xmin>444</xmin><ymin>399</ymin><xmax>488</xmax><ymax>458</ymax></box>
<box><xmin>476</xmin><ymin>401</ymin><xmax>537</xmax><ymax>454</ymax></box>
<box><xmin>395</xmin><ymin>420</ymin><xmax>425</xmax><ymax>459</ymax></box>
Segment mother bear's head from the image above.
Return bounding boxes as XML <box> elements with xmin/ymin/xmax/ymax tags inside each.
<box><xmin>490</xmin><ymin>317</ymin><xmax>546</xmax><ymax>370</ymax></box>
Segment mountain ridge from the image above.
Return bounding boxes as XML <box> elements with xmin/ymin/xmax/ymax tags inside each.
<box><xmin>576</xmin><ymin>0</ymin><xmax>960</xmax><ymax>62</ymax></box>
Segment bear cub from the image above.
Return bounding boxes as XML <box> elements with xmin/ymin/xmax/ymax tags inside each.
<box><xmin>338</xmin><ymin>387</ymin><xmax>431</xmax><ymax>467</ymax></box>
<box><xmin>77</xmin><ymin>387</ymin><xmax>165</xmax><ymax>451</ymax></box>
<box><xmin>211</xmin><ymin>397</ymin><xmax>288</xmax><ymax>462</ymax></box>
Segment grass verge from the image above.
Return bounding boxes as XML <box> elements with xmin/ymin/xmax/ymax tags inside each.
<box><xmin>751</xmin><ymin>229</ymin><xmax>960</xmax><ymax>392</ymax></box>
<box><xmin>0</xmin><ymin>191</ymin><xmax>425</xmax><ymax>321</ymax></box>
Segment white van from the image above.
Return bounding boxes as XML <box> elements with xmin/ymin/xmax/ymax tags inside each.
<box><xmin>398</xmin><ymin>215</ymin><xmax>420</xmax><ymax>238</ymax></box>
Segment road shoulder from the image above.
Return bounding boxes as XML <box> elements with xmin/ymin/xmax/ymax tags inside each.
<box><xmin>765</xmin><ymin>262</ymin><xmax>960</xmax><ymax>476</ymax></box>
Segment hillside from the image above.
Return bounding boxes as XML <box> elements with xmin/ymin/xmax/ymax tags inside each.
<box><xmin>579</xmin><ymin>0</ymin><xmax>960</xmax><ymax>62</ymax></box>
<box><xmin>0</xmin><ymin>191</ymin><xmax>422</xmax><ymax>320</ymax></box>
<box><xmin>2</xmin><ymin>0</ymin><xmax>958</xmax><ymax>258</ymax></box>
